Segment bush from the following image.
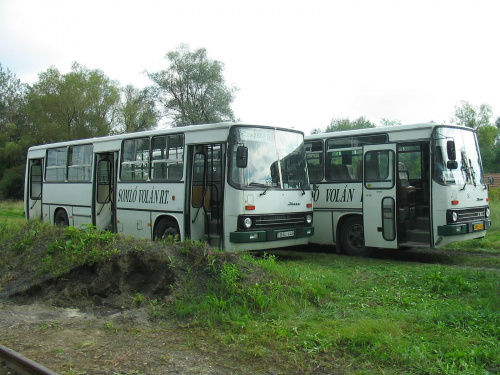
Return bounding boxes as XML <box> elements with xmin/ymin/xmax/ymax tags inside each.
<box><xmin>489</xmin><ymin>186</ymin><xmax>500</xmax><ymax>202</ymax></box>
<box><xmin>0</xmin><ymin>164</ymin><xmax>25</xmax><ymax>200</ymax></box>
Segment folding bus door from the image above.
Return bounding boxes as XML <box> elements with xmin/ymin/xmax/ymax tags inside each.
<box><xmin>362</xmin><ymin>144</ymin><xmax>398</xmax><ymax>249</ymax></box>
<box><xmin>188</xmin><ymin>143</ymin><xmax>224</xmax><ymax>248</ymax></box>
<box><xmin>93</xmin><ymin>152</ymin><xmax>117</xmax><ymax>232</ymax></box>
<box><xmin>26</xmin><ymin>158</ymin><xmax>44</xmax><ymax>220</ymax></box>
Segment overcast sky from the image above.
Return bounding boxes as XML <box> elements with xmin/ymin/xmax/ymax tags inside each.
<box><xmin>1</xmin><ymin>0</ymin><xmax>499</xmax><ymax>134</ymax></box>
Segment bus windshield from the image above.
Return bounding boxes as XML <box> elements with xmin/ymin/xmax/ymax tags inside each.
<box><xmin>229</xmin><ymin>126</ymin><xmax>309</xmax><ymax>190</ymax></box>
<box><xmin>432</xmin><ymin>127</ymin><xmax>484</xmax><ymax>186</ymax></box>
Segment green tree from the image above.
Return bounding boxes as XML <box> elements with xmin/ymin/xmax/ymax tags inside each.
<box><xmin>451</xmin><ymin>100</ymin><xmax>493</xmax><ymax>129</ymax></box>
<box><xmin>24</xmin><ymin>62</ymin><xmax>120</xmax><ymax>144</ymax></box>
<box><xmin>451</xmin><ymin>101</ymin><xmax>499</xmax><ymax>173</ymax></box>
<box><xmin>114</xmin><ymin>85</ymin><xmax>159</xmax><ymax>134</ymax></box>
<box><xmin>380</xmin><ymin>118</ymin><xmax>402</xmax><ymax>127</ymax></box>
<box><xmin>0</xmin><ymin>64</ymin><xmax>28</xmax><ymax>200</ymax></box>
<box><xmin>325</xmin><ymin>116</ymin><xmax>376</xmax><ymax>132</ymax></box>
<box><xmin>147</xmin><ymin>44</ymin><xmax>238</xmax><ymax>127</ymax></box>
<box><xmin>0</xmin><ymin>63</ymin><xmax>26</xmax><ymax>134</ymax></box>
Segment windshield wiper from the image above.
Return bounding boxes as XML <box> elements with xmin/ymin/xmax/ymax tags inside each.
<box><xmin>248</xmin><ymin>182</ymin><xmax>271</xmax><ymax>195</ymax></box>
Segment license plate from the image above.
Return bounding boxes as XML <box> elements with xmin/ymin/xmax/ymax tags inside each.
<box><xmin>473</xmin><ymin>223</ymin><xmax>484</xmax><ymax>231</ymax></box>
<box><xmin>277</xmin><ymin>230</ymin><xmax>295</xmax><ymax>239</ymax></box>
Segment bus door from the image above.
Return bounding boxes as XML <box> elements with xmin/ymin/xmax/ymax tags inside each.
<box><xmin>94</xmin><ymin>152</ymin><xmax>117</xmax><ymax>232</ymax></box>
<box><xmin>362</xmin><ymin>144</ymin><xmax>398</xmax><ymax>249</ymax></box>
<box><xmin>188</xmin><ymin>143</ymin><xmax>224</xmax><ymax>247</ymax></box>
<box><xmin>26</xmin><ymin>158</ymin><xmax>43</xmax><ymax>220</ymax></box>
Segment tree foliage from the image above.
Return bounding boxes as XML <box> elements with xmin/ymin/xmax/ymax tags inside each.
<box><xmin>114</xmin><ymin>85</ymin><xmax>159</xmax><ymax>134</ymax></box>
<box><xmin>148</xmin><ymin>44</ymin><xmax>237</xmax><ymax>127</ymax></box>
<box><xmin>451</xmin><ymin>101</ymin><xmax>499</xmax><ymax>173</ymax></box>
<box><xmin>0</xmin><ymin>64</ymin><xmax>28</xmax><ymax>199</ymax></box>
<box><xmin>451</xmin><ymin>100</ymin><xmax>493</xmax><ymax>129</ymax></box>
<box><xmin>24</xmin><ymin>63</ymin><xmax>120</xmax><ymax>144</ymax></box>
<box><xmin>0</xmin><ymin>63</ymin><xmax>26</xmax><ymax>134</ymax></box>
<box><xmin>380</xmin><ymin>118</ymin><xmax>402</xmax><ymax>127</ymax></box>
<box><xmin>325</xmin><ymin>116</ymin><xmax>376</xmax><ymax>132</ymax></box>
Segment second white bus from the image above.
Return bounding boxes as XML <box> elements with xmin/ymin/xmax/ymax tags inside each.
<box><xmin>25</xmin><ymin>122</ymin><xmax>314</xmax><ymax>251</ymax></box>
<box><xmin>305</xmin><ymin>123</ymin><xmax>492</xmax><ymax>255</ymax></box>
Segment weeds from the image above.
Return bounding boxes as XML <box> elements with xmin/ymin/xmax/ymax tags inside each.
<box><xmin>40</xmin><ymin>225</ymin><xmax>120</xmax><ymax>277</ymax></box>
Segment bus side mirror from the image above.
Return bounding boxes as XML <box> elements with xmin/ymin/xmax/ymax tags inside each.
<box><xmin>489</xmin><ymin>176</ymin><xmax>494</xmax><ymax>184</ymax></box>
<box><xmin>236</xmin><ymin>146</ymin><xmax>248</xmax><ymax>168</ymax></box>
<box><xmin>446</xmin><ymin>160</ymin><xmax>458</xmax><ymax>170</ymax></box>
<box><xmin>446</xmin><ymin>140</ymin><xmax>456</xmax><ymax>161</ymax></box>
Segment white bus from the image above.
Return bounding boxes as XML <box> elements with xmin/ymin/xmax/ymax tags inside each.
<box><xmin>25</xmin><ymin>122</ymin><xmax>314</xmax><ymax>251</ymax></box>
<box><xmin>305</xmin><ymin>123</ymin><xmax>492</xmax><ymax>255</ymax></box>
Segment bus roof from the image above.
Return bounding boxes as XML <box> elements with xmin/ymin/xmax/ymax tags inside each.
<box><xmin>27</xmin><ymin>122</ymin><xmax>304</xmax><ymax>151</ymax></box>
<box><xmin>305</xmin><ymin>123</ymin><xmax>473</xmax><ymax>142</ymax></box>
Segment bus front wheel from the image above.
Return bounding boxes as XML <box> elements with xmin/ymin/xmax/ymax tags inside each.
<box><xmin>54</xmin><ymin>210</ymin><xmax>69</xmax><ymax>228</ymax></box>
<box><xmin>154</xmin><ymin>218</ymin><xmax>180</xmax><ymax>241</ymax></box>
<box><xmin>340</xmin><ymin>216</ymin><xmax>372</xmax><ymax>256</ymax></box>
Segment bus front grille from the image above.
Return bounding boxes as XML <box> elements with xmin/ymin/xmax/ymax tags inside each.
<box><xmin>456</xmin><ymin>208</ymin><xmax>486</xmax><ymax>223</ymax></box>
<box><xmin>254</xmin><ymin>213</ymin><xmax>306</xmax><ymax>228</ymax></box>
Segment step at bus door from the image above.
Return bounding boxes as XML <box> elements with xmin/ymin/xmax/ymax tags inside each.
<box><xmin>94</xmin><ymin>152</ymin><xmax>117</xmax><ymax>232</ymax></box>
<box><xmin>26</xmin><ymin>158</ymin><xmax>44</xmax><ymax>220</ymax></box>
<box><xmin>188</xmin><ymin>144</ymin><xmax>224</xmax><ymax>247</ymax></box>
<box><xmin>362</xmin><ymin>143</ymin><xmax>398</xmax><ymax>249</ymax></box>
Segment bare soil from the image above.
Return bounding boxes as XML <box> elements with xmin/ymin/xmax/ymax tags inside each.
<box><xmin>0</xmin><ymin>231</ymin><xmax>284</xmax><ymax>375</ymax></box>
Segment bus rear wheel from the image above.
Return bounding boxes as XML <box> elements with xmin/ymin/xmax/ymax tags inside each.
<box><xmin>340</xmin><ymin>216</ymin><xmax>372</xmax><ymax>256</ymax></box>
<box><xmin>54</xmin><ymin>209</ymin><xmax>69</xmax><ymax>228</ymax></box>
<box><xmin>154</xmin><ymin>218</ymin><xmax>180</xmax><ymax>241</ymax></box>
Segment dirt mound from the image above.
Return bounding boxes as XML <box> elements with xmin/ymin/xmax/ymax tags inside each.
<box><xmin>0</xmin><ymin>223</ymin><xmax>242</xmax><ymax>311</ymax></box>
<box><xmin>8</xmin><ymin>249</ymin><xmax>179</xmax><ymax>309</ymax></box>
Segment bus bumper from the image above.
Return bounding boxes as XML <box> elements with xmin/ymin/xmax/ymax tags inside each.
<box><xmin>230</xmin><ymin>226</ymin><xmax>314</xmax><ymax>243</ymax></box>
<box><xmin>437</xmin><ymin>219</ymin><xmax>492</xmax><ymax>236</ymax></box>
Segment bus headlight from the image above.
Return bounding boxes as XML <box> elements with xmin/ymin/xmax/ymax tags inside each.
<box><xmin>447</xmin><ymin>210</ymin><xmax>458</xmax><ymax>224</ymax></box>
<box><xmin>485</xmin><ymin>208</ymin><xmax>491</xmax><ymax>218</ymax></box>
<box><xmin>306</xmin><ymin>214</ymin><xmax>313</xmax><ymax>224</ymax></box>
<box><xmin>243</xmin><ymin>217</ymin><xmax>253</xmax><ymax>229</ymax></box>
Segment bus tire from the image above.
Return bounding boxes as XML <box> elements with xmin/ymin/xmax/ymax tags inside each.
<box><xmin>340</xmin><ymin>216</ymin><xmax>372</xmax><ymax>256</ymax></box>
<box><xmin>154</xmin><ymin>218</ymin><xmax>180</xmax><ymax>241</ymax></box>
<box><xmin>54</xmin><ymin>209</ymin><xmax>69</xmax><ymax>228</ymax></box>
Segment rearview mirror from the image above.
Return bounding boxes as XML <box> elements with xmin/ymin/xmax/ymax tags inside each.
<box><xmin>446</xmin><ymin>160</ymin><xmax>458</xmax><ymax>170</ymax></box>
<box><xmin>236</xmin><ymin>146</ymin><xmax>248</xmax><ymax>168</ymax></box>
<box><xmin>446</xmin><ymin>140</ymin><xmax>456</xmax><ymax>161</ymax></box>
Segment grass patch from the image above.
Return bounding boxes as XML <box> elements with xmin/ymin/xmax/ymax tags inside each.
<box><xmin>1</xmin><ymin>196</ymin><xmax>499</xmax><ymax>374</ymax></box>
<box><xmin>168</xmin><ymin>252</ymin><xmax>500</xmax><ymax>374</ymax></box>
<box><xmin>0</xmin><ymin>200</ymin><xmax>25</xmax><ymax>242</ymax></box>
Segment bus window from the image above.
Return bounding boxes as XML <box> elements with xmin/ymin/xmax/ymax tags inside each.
<box><xmin>121</xmin><ymin>138</ymin><xmax>150</xmax><ymax>181</ymax></box>
<box><xmin>152</xmin><ymin>134</ymin><xmax>184</xmax><ymax>181</ymax></box>
<box><xmin>68</xmin><ymin>144</ymin><xmax>93</xmax><ymax>181</ymax></box>
<box><xmin>364</xmin><ymin>150</ymin><xmax>393</xmax><ymax>187</ymax></box>
<box><xmin>305</xmin><ymin>141</ymin><xmax>323</xmax><ymax>182</ymax></box>
<box><xmin>97</xmin><ymin>159</ymin><xmax>112</xmax><ymax>204</ymax></box>
<box><xmin>46</xmin><ymin>147</ymin><xmax>68</xmax><ymax>181</ymax></box>
<box><xmin>325</xmin><ymin>147</ymin><xmax>362</xmax><ymax>182</ymax></box>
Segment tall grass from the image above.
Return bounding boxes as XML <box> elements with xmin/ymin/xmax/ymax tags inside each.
<box><xmin>0</xmin><ymin>200</ymin><xmax>25</xmax><ymax>242</ymax></box>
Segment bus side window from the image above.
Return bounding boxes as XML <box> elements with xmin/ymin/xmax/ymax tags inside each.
<box><xmin>152</xmin><ymin>134</ymin><xmax>184</xmax><ymax>181</ymax></box>
<box><xmin>121</xmin><ymin>138</ymin><xmax>150</xmax><ymax>181</ymax></box>
<box><xmin>305</xmin><ymin>141</ymin><xmax>323</xmax><ymax>182</ymax></box>
<box><xmin>46</xmin><ymin>147</ymin><xmax>68</xmax><ymax>182</ymax></box>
